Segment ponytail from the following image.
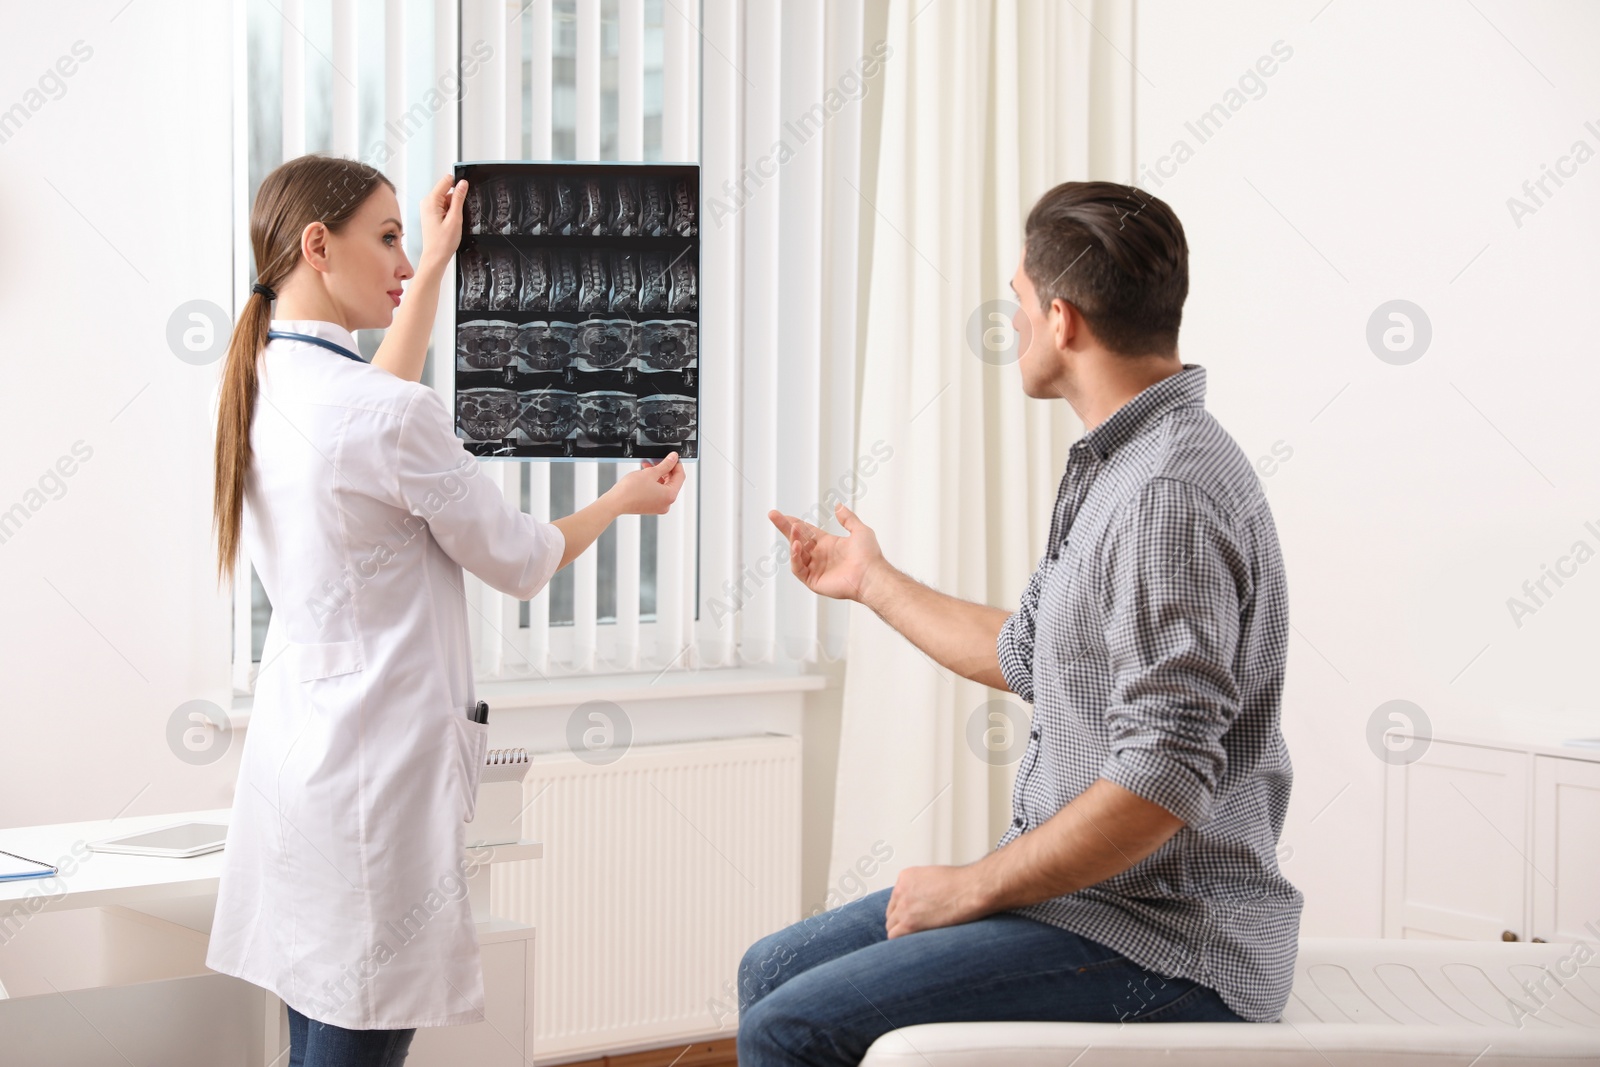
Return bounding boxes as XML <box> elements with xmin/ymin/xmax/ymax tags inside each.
<box><xmin>211</xmin><ymin>286</ymin><xmax>273</xmax><ymax>587</ymax></box>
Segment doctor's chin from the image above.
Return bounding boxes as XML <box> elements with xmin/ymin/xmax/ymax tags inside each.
<box><xmin>2</xmin><ymin>3</ymin><xmax>1598</xmax><ymax>1067</ymax></box>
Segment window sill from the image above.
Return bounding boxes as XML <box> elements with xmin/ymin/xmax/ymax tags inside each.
<box><xmin>227</xmin><ymin>664</ymin><xmax>829</xmax><ymax>729</ymax></box>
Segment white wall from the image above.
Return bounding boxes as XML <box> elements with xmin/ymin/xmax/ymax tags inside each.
<box><xmin>14</xmin><ymin>0</ymin><xmax>1593</xmax><ymax>949</ymax></box>
<box><xmin>0</xmin><ymin>3</ymin><xmax>238</xmax><ymax>829</ymax></box>
<box><xmin>1134</xmin><ymin>0</ymin><xmax>1600</xmax><ymax>936</ymax></box>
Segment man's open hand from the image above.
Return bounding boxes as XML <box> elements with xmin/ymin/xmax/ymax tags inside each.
<box><xmin>767</xmin><ymin>502</ymin><xmax>884</xmax><ymax>603</ymax></box>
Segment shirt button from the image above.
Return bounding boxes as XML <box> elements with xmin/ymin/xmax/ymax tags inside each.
<box><xmin>1030</xmin><ymin>729</ymin><xmax>1039</xmax><ymax>740</ymax></box>
<box><xmin>1012</xmin><ymin>816</ymin><xmax>1023</xmax><ymax>827</ymax></box>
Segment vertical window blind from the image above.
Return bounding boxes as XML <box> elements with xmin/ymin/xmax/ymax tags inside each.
<box><xmin>454</xmin><ymin>0</ymin><xmax>700</xmax><ymax>679</ymax></box>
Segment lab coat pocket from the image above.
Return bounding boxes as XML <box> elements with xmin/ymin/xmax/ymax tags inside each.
<box><xmin>453</xmin><ymin>714</ymin><xmax>491</xmax><ymax>823</ymax></box>
<box><xmin>291</xmin><ymin>639</ymin><xmax>365</xmax><ymax>682</ymax></box>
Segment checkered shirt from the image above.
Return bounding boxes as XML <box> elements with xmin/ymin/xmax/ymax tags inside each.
<box><xmin>993</xmin><ymin>363</ymin><xmax>1303</xmax><ymax>1024</ymax></box>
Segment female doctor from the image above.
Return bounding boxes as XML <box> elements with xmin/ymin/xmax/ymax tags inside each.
<box><xmin>206</xmin><ymin>153</ymin><xmax>685</xmax><ymax>1067</ymax></box>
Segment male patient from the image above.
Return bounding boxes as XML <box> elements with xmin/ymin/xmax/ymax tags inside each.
<box><xmin>741</xmin><ymin>181</ymin><xmax>1302</xmax><ymax>1064</ymax></box>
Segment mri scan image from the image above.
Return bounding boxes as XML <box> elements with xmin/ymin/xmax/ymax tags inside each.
<box><xmin>458</xmin><ymin>248</ymin><xmax>489</xmax><ymax>310</ymax></box>
<box><xmin>667</xmin><ymin>256</ymin><xmax>697</xmax><ymax>313</ymax></box>
<box><xmin>577</xmin><ymin>391</ymin><xmax>637</xmax><ymax>448</ymax></box>
<box><xmin>455</xmin><ymin>162</ymin><xmax>699</xmax><ymax>458</ymax></box>
<box><xmin>610</xmin><ymin>250</ymin><xmax>641</xmax><ymax>312</ymax></box>
<box><xmin>610</xmin><ymin>177</ymin><xmax>640</xmax><ymax>235</ymax></box>
<box><xmin>517</xmin><ymin>388</ymin><xmax>578</xmax><ymax>443</ymax></box>
<box><xmin>515</xmin><ymin>321</ymin><xmax>576</xmax><ymax>373</ymax></box>
<box><xmin>518</xmin><ymin>248</ymin><xmax>551</xmax><ymax>311</ymax></box>
<box><xmin>519</xmin><ymin>177</ymin><xmax>550</xmax><ymax>234</ymax></box>
<box><xmin>578</xmin><ymin>248</ymin><xmax>610</xmax><ymax>312</ymax></box>
<box><xmin>457</xmin><ymin>388</ymin><xmax>519</xmax><ymax>442</ymax></box>
<box><xmin>576</xmin><ymin>178</ymin><xmax>608</xmax><ymax>235</ymax></box>
<box><xmin>548</xmin><ymin>249</ymin><xmax>580</xmax><ymax>311</ymax></box>
<box><xmin>487</xmin><ymin>247</ymin><xmax>520</xmax><ymax>310</ymax></box>
<box><xmin>637</xmin><ymin>320</ymin><xmax>696</xmax><ymax>373</ymax></box>
<box><xmin>638</xmin><ymin>252</ymin><xmax>669</xmax><ymax>313</ymax></box>
<box><xmin>669</xmin><ymin>178</ymin><xmax>697</xmax><ymax>236</ymax></box>
<box><xmin>639</xmin><ymin>177</ymin><xmax>669</xmax><ymax>236</ymax></box>
<box><xmin>574</xmin><ymin>319</ymin><xmax>635</xmax><ymax>372</ymax></box>
<box><xmin>457</xmin><ymin>320</ymin><xmax>518</xmax><ymax>372</ymax></box>
<box><xmin>487</xmin><ymin>177</ymin><xmax>518</xmax><ymax>234</ymax></box>
<box><xmin>548</xmin><ymin>177</ymin><xmax>577</xmax><ymax>235</ymax></box>
<box><xmin>638</xmin><ymin>394</ymin><xmax>696</xmax><ymax>445</ymax></box>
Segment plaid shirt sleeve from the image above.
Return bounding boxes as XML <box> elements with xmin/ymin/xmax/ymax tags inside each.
<box><xmin>996</xmin><ymin>559</ymin><xmax>1051</xmax><ymax>705</ymax></box>
<box><xmin>1097</xmin><ymin>477</ymin><xmax>1247</xmax><ymax>829</ymax></box>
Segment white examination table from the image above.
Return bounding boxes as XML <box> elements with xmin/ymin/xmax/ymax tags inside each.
<box><xmin>859</xmin><ymin>937</ymin><xmax>1600</xmax><ymax>1065</ymax></box>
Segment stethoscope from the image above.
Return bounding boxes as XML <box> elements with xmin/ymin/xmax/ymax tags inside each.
<box><xmin>266</xmin><ymin>330</ymin><xmax>367</xmax><ymax>364</ymax></box>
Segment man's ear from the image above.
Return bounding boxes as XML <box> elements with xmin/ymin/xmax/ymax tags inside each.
<box><xmin>1050</xmin><ymin>297</ymin><xmax>1076</xmax><ymax>352</ymax></box>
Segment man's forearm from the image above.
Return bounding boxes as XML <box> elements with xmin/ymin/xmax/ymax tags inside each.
<box><xmin>857</xmin><ymin>561</ymin><xmax>1011</xmax><ymax>690</ymax></box>
<box><xmin>969</xmin><ymin>778</ymin><xmax>1185</xmax><ymax>913</ymax></box>
<box><xmin>371</xmin><ymin>257</ymin><xmax>448</xmax><ymax>382</ymax></box>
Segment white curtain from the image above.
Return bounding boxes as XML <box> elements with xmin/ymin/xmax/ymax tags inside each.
<box><xmin>827</xmin><ymin>0</ymin><xmax>1135</xmax><ymax>887</ymax></box>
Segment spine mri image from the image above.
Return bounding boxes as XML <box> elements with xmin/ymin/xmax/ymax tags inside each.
<box><xmin>452</xmin><ymin>161</ymin><xmax>699</xmax><ymax>461</ymax></box>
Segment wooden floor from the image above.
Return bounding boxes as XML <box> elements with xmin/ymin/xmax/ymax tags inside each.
<box><xmin>559</xmin><ymin>1038</ymin><xmax>739</xmax><ymax>1067</ymax></box>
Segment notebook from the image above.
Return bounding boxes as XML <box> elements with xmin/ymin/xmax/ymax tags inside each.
<box><xmin>481</xmin><ymin>746</ymin><xmax>531</xmax><ymax>783</ymax></box>
<box><xmin>0</xmin><ymin>848</ymin><xmax>58</xmax><ymax>882</ymax></box>
<box><xmin>471</xmin><ymin>748</ymin><xmax>532</xmax><ymax>848</ymax></box>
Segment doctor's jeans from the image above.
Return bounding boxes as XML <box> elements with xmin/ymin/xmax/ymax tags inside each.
<box><xmin>287</xmin><ymin>1004</ymin><xmax>416</xmax><ymax>1067</ymax></box>
<box><xmin>735</xmin><ymin>887</ymin><xmax>1244</xmax><ymax>1067</ymax></box>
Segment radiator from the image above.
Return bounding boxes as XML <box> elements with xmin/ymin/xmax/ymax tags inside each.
<box><xmin>491</xmin><ymin>733</ymin><xmax>802</xmax><ymax>1063</ymax></box>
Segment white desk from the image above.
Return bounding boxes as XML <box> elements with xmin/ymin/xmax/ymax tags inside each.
<box><xmin>0</xmin><ymin>808</ymin><xmax>541</xmax><ymax>1067</ymax></box>
<box><xmin>1</xmin><ymin>807</ymin><xmax>237</xmax><ymax>941</ymax></box>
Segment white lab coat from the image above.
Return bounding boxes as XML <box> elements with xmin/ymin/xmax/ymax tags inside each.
<box><xmin>204</xmin><ymin>319</ymin><xmax>565</xmax><ymax>1029</ymax></box>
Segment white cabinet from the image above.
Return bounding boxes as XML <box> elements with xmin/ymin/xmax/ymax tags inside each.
<box><xmin>1385</xmin><ymin>732</ymin><xmax>1600</xmax><ymax>945</ymax></box>
<box><xmin>1533</xmin><ymin>754</ymin><xmax>1600</xmax><ymax>945</ymax></box>
<box><xmin>407</xmin><ymin>928</ymin><xmax>535</xmax><ymax>1067</ymax></box>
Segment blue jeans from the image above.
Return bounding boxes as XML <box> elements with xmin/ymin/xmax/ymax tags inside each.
<box><xmin>737</xmin><ymin>887</ymin><xmax>1243</xmax><ymax>1066</ymax></box>
<box><xmin>287</xmin><ymin>1004</ymin><xmax>416</xmax><ymax>1067</ymax></box>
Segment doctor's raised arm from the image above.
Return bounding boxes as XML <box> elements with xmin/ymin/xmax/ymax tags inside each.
<box><xmin>368</xmin><ymin>174</ymin><xmax>467</xmax><ymax>383</ymax></box>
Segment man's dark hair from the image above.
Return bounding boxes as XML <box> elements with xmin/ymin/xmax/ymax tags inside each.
<box><xmin>1023</xmin><ymin>181</ymin><xmax>1188</xmax><ymax>357</ymax></box>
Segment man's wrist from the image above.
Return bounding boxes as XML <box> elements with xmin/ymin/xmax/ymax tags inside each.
<box><xmin>964</xmin><ymin>851</ymin><xmax>1011</xmax><ymax>915</ymax></box>
<box><xmin>856</xmin><ymin>557</ymin><xmax>896</xmax><ymax>608</ymax></box>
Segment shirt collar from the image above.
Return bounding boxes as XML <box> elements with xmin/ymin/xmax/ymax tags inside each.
<box><xmin>268</xmin><ymin>318</ymin><xmax>362</xmax><ymax>358</ymax></box>
<box><xmin>1076</xmin><ymin>363</ymin><xmax>1207</xmax><ymax>461</ymax></box>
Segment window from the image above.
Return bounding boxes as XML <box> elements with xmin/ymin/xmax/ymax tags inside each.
<box><xmin>235</xmin><ymin>0</ymin><xmax>703</xmax><ymax>688</ymax></box>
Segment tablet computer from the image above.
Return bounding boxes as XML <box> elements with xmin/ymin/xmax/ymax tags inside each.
<box><xmin>87</xmin><ymin>822</ymin><xmax>228</xmax><ymax>858</ymax></box>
